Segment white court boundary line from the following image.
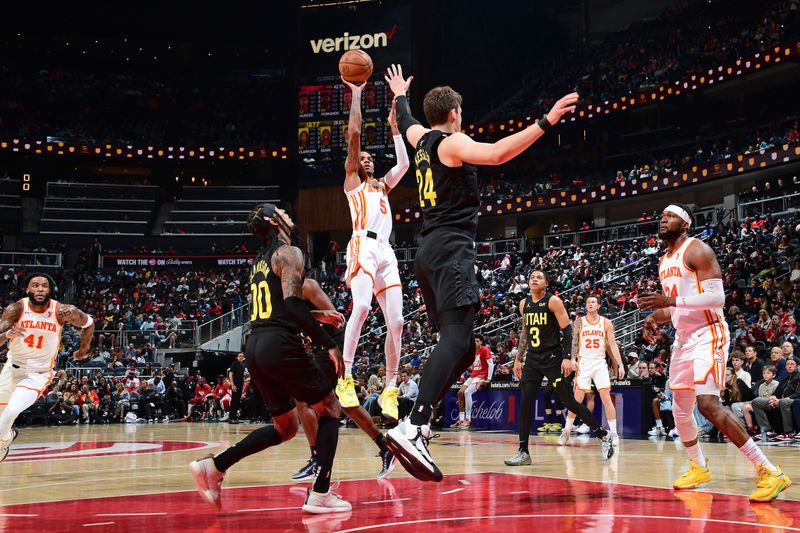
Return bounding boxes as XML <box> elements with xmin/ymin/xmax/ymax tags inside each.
<box><xmin>336</xmin><ymin>514</ymin><xmax>800</xmax><ymax>532</ymax></box>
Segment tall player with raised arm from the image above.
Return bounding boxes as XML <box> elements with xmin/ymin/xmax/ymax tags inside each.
<box><xmin>336</xmin><ymin>77</ymin><xmax>409</xmax><ymax>422</ymax></box>
<box><xmin>638</xmin><ymin>204</ymin><xmax>791</xmax><ymax>502</ymax></box>
<box><xmin>383</xmin><ymin>64</ymin><xmax>578</xmax><ymax>481</ymax></box>
<box><xmin>0</xmin><ymin>273</ymin><xmax>94</xmax><ymax>462</ymax></box>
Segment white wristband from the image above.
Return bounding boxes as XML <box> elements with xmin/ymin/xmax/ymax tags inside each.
<box><xmin>81</xmin><ymin>315</ymin><xmax>94</xmax><ymax>329</ymax></box>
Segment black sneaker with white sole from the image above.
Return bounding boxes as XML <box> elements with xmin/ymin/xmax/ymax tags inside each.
<box><xmin>291</xmin><ymin>456</ymin><xmax>318</xmax><ymax>483</ymax></box>
<box><xmin>377</xmin><ymin>448</ymin><xmax>397</xmax><ymax>479</ymax></box>
<box><xmin>386</xmin><ymin>421</ymin><xmax>442</xmax><ymax>482</ymax></box>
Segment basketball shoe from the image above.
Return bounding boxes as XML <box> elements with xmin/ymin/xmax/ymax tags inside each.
<box><xmin>378</xmin><ymin>386</ymin><xmax>399</xmax><ymax>421</ymax></box>
<box><xmin>386</xmin><ymin>420</ymin><xmax>442</xmax><ymax>482</ymax></box>
<box><xmin>557</xmin><ymin>428</ymin><xmax>571</xmax><ymax>446</ymax></box>
<box><xmin>673</xmin><ymin>459</ymin><xmax>712</xmax><ymax>490</ymax></box>
<box><xmin>576</xmin><ymin>423</ymin><xmax>591</xmax><ymax>434</ymax></box>
<box><xmin>291</xmin><ymin>456</ymin><xmax>318</xmax><ymax>482</ymax></box>
<box><xmin>749</xmin><ymin>464</ymin><xmax>792</xmax><ymax>502</ymax></box>
<box><xmin>0</xmin><ymin>428</ymin><xmax>17</xmax><ymax>463</ymax></box>
<box><xmin>600</xmin><ymin>436</ymin><xmax>615</xmax><ymax>460</ymax></box>
<box><xmin>377</xmin><ymin>448</ymin><xmax>397</xmax><ymax>479</ymax></box>
<box><xmin>302</xmin><ymin>487</ymin><xmax>352</xmax><ymax>514</ymax></box>
<box><xmin>538</xmin><ymin>423</ymin><xmax>551</xmax><ymax>433</ymax></box>
<box><xmin>504</xmin><ymin>450</ymin><xmax>532</xmax><ymax>466</ymax></box>
<box><xmin>335</xmin><ymin>375</ymin><xmax>359</xmax><ymax>408</ymax></box>
<box><xmin>190</xmin><ymin>454</ymin><xmax>225</xmax><ymax>510</ymax></box>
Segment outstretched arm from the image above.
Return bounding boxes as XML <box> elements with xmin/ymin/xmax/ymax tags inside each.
<box><xmin>384</xmin><ymin>64</ymin><xmax>427</xmax><ymax>148</ymax></box>
<box><xmin>343</xmin><ymin>78</ymin><xmax>365</xmax><ymax>193</ymax></box>
<box><xmin>438</xmin><ymin>92</ymin><xmax>578</xmax><ymax>167</ymax></box>
<box><xmin>381</xmin><ymin>100</ymin><xmax>410</xmax><ymax>192</ymax></box>
<box><xmin>57</xmin><ymin>304</ymin><xmax>94</xmax><ymax>360</ymax></box>
<box><xmin>0</xmin><ymin>301</ymin><xmax>24</xmax><ymax>342</ymax></box>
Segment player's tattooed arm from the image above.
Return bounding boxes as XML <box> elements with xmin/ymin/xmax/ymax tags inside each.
<box><xmin>571</xmin><ymin>317</ymin><xmax>582</xmax><ymax>361</ymax></box>
<box><xmin>516</xmin><ymin>298</ymin><xmax>528</xmax><ymax>364</ymax></box>
<box><xmin>57</xmin><ymin>304</ymin><xmax>94</xmax><ymax>360</ymax></box>
<box><xmin>343</xmin><ymin>78</ymin><xmax>366</xmax><ymax>192</ymax></box>
<box><xmin>273</xmin><ymin>245</ymin><xmax>306</xmax><ymax>299</ymax></box>
<box><xmin>0</xmin><ymin>301</ymin><xmax>24</xmax><ymax>341</ymax></box>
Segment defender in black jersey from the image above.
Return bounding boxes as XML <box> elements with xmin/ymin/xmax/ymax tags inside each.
<box><xmin>503</xmin><ymin>270</ymin><xmax>614</xmax><ymax>467</ymax></box>
<box><xmin>291</xmin><ymin>278</ymin><xmax>397</xmax><ymax>482</ymax></box>
<box><xmin>190</xmin><ymin>203</ymin><xmax>351</xmax><ymax>515</ymax></box>
<box><xmin>384</xmin><ymin>64</ymin><xmax>579</xmax><ymax>482</ymax></box>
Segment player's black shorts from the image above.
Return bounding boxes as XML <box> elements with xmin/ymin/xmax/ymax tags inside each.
<box><xmin>522</xmin><ymin>348</ymin><xmax>571</xmax><ymax>388</ymax></box>
<box><xmin>244</xmin><ymin>326</ymin><xmax>333</xmax><ymax>416</ymax></box>
<box><xmin>414</xmin><ymin>226</ymin><xmax>481</xmax><ymax>327</ymax></box>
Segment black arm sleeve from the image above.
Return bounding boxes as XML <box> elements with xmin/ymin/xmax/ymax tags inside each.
<box><xmin>395</xmin><ymin>95</ymin><xmax>422</xmax><ymax>136</ymax></box>
<box><xmin>560</xmin><ymin>324</ymin><xmax>573</xmax><ymax>360</ymax></box>
<box><xmin>284</xmin><ymin>297</ymin><xmax>336</xmax><ymax>349</ymax></box>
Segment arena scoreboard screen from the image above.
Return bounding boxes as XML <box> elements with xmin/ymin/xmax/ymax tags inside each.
<box><xmin>297</xmin><ymin>3</ymin><xmax>411</xmax><ymax>168</ymax></box>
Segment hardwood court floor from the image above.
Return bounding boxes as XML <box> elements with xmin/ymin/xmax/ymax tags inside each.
<box><xmin>1</xmin><ymin>423</ymin><xmax>798</xmax><ymax>532</ymax></box>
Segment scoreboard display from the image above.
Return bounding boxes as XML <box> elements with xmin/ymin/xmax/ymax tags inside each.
<box><xmin>297</xmin><ymin>4</ymin><xmax>411</xmax><ymax>174</ymax></box>
<box><xmin>297</xmin><ymin>80</ymin><xmax>395</xmax><ymax>158</ymax></box>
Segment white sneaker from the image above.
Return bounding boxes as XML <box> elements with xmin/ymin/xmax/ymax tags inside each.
<box><xmin>648</xmin><ymin>425</ymin><xmax>666</xmax><ymax>437</ymax></box>
<box><xmin>503</xmin><ymin>450</ymin><xmax>532</xmax><ymax>466</ymax></box>
<box><xmin>608</xmin><ymin>431</ymin><xmax>619</xmax><ymax>445</ymax></box>
<box><xmin>600</xmin><ymin>437</ymin><xmax>615</xmax><ymax>461</ymax></box>
<box><xmin>557</xmin><ymin>428</ymin><xmax>571</xmax><ymax>446</ymax></box>
<box><xmin>576</xmin><ymin>423</ymin><xmax>591</xmax><ymax>434</ymax></box>
<box><xmin>668</xmin><ymin>428</ymin><xmax>680</xmax><ymax>438</ymax></box>
<box><xmin>302</xmin><ymin>488</ymin><xmax>352</xmax><ymax>514</ymax></box>
<box><xmin>190</xmin><ymin>455</ymin><xmax>225</xmax><ymax>510</ymax></box>
<box><xmin>386</xmin><ymin>419</ymin><xmax>442</xmax><ymax>482</ymax></box>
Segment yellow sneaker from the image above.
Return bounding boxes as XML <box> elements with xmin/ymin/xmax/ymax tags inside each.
<box><xmin>749</xmin><ymin>464</ymin><xmax>792</xmax><ymax>502</ymax></box>
<box><xmin>335</xmin><ymin>375</ymin><xmax>359</xmax><ymax>408</ymax></box>
<box><xmin>673</xmin><ymin>459</ymin><xmax>712</xmax><ymax>490</ymax></box>
<box><xmin>378</xmin><ymin>386</ymin><xmax>399</xmax><ymax>421</ymax></box>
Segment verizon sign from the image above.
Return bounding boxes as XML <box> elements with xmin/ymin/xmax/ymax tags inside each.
<box><xmin>309</xmin><ymin>24</ymin><xmax>398</xmax><ymax>54</ymax></box>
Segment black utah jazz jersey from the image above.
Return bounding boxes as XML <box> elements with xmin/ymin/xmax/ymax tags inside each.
<box><xmin>522</xmin><ymin>293</ymin><xmax>562</xmax><ymax>366</ymax></box>
<box><xmin>414</xmin><ymin>130</ymin><xmax>480</xmax><ymax>237</ymax></box>
<box><xmin>249</xmin><ymin>242</ymin><xmax>299</xmax><ymax>332</ymax></box>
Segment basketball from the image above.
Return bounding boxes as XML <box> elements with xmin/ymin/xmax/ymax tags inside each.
<box><xmin>339</xmin><ymin>49</ymin><xmax>373</xmax><ymax>83</ymax></box>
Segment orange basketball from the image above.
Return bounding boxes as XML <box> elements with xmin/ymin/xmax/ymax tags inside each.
<box><xmin>339</xmin><ymin>49</ymin><xmax>373</xmax><ymax>83</ymax></box>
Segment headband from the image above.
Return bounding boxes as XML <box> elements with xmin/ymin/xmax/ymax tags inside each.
<box><xmin>664</xmin><ymin>205</ymin><xmax>692</xmax><ymax>227</ymax></box>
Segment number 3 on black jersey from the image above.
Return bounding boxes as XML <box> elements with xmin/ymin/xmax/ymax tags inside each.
<box><xmin>415</xmin><ymin>168</ymin><xmax>437</xmax><ymax>207</ymax></box>
<box><xmin>250</xmin><ymin>280</ymin><xmax>272</xmax><ymax>320</ymax></box>
<box><xmin>529</xmin><ymin>326</ymin><xmax>540</xmax><ymax>348</ymax></box>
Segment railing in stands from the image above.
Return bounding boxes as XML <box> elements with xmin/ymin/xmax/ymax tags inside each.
<box><xmin>738</xmin><ymin>191</ymin><xmax>800</xmax><ymax>219</ymax></box>
<box><xmin>543</xmin><ymin>207</ymin><xmax>718</xmax><ymax>249</ymax></box>
<box><xmin>336</xmin><ymin>237</ymin><xmax>526</xmax><ymax>265</ymax></box>
<box><xmin>196</xmin><ymin>304</ymin><xmax>250</xmax><ymax>346</ymax></box>
<box><xmin>0</xmin><ymin>251</ymin><xmax>62</xmax><ymax>268</ymax></box>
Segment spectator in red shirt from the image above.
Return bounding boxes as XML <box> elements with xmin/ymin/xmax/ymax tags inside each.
<box><xmin>78</xmin><ymin>385</ymin><xmax>100</xmax><ymax>424</ymax></box>
<box><xmin>212</xmin><ymin>376</ymin><xmax>231</xmax><ymax>419</ymax></box>
<box><xmin>452</xmin><ymin>334</ymin><xmax>494</xmax><ymax>429</ymax></box>
<box><xmin>185</xmin><ymin>376</ymin><xmax>213</xmax><ymax>421</ymax></box>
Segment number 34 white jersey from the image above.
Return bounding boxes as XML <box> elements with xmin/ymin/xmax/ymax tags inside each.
<box><xmin>8</xmin><ymin>298</ymin><xmax>63</xmax><ymax>372</ymax></box>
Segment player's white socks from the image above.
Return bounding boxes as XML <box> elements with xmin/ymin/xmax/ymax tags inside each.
<box><xmin>655</xmin><ymin>419</ymin><xmax>663</xmax><ymax>428</ymax></box>
<box><xmin>740</xmin><ymin>438</ymin><xmax>777</xmax><ymax>472</ymax></box>
<box><xmin>459</xmin><ymin>412</ymin><xmax>465</xmax><ymax>422</ymax></box>
<box><xmin>684</xmin><ymin>443</ymin><xmax>706</xmax><ymax>466</ymax></box>
<box><xmin>608</xmin><ymin>419</ymin><xmax>617</xmax><ymax>433</ymax></box>
<box><xmin>564</xmin><ymin>417</ymin><xmax>575</xmax><ymax>432</ymax></box>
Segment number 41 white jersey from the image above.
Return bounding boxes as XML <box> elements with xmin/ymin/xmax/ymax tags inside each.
<box><xmin>8</xmin><ymin>298</ymin><xmax>63</xmax><ymax>372</ymax></box>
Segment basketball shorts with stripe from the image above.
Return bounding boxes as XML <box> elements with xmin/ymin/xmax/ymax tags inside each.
<box><xmin>669</xmin><ymin>324</ymin><xmax>729</xmax><ymax>396</ymax></box>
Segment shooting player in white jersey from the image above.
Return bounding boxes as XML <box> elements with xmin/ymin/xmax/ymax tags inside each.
<box><xmin>336</xmin><ymin>77</ymin><xmax>409</xmax><ymax>421</ymax></box>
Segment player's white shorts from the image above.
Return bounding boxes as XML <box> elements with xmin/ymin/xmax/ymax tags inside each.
<box><xmin>345</xmin><ymin>235</ymin><xmax>401</xmax><ymax>295</ymax></box>
<box><xmin>576</xmin><ymin>358</ymin><xmax>611</xmax><ymax>392</ymax></box>
<box><xmin>669</xmin><ymin>324</ymin><xmax>729</xmax><ymax>396</ymax></box>
<box><xmin>0</xmin><ymin>363</ymin><xmax>52</xmax><ymax>406</ymax></box>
